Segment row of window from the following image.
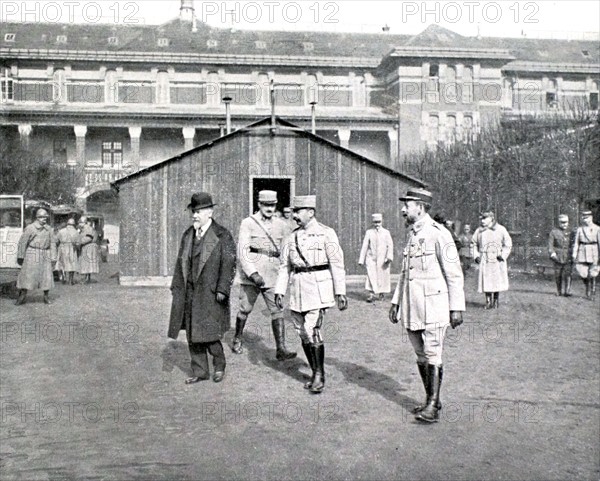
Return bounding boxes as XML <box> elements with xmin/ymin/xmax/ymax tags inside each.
<box><xmin>425</xmin><ymin>114</ymin><xmax>478</xmax><ymax>145</ymax></box>
<box><xmin>52</xmin><ymin>140</ymin><xmax>122</xmax><ymax>166</ymax></box>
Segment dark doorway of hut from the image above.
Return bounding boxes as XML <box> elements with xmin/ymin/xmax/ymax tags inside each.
<box><xmin>251</xmin><ymin>178</ymin><xmax>292</xmax><ymax>215</ymax></box>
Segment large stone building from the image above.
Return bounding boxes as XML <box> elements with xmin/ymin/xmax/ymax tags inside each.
<box><xmin>1</xmin><ymin>0</ymin><xmax>599</xmax><ymax>218</ymax></box>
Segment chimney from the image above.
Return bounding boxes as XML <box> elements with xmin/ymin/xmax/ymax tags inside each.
<box><xmin>180</xmin><ymin>0</ymin><xmax>195</xmax><ymax>22</ymax></box>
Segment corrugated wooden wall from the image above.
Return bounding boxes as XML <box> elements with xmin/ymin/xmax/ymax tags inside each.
<box><xmin>118</xmin><ymin>127</ymin><xmax>420</xmax><ymax>279</ymax></box>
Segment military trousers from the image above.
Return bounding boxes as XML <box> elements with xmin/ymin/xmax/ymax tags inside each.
<box><xmin>238</xmin><ymin>285</ymin><xmax>284</xmax><ymax>320</ymax></box>
<box><xmin>291</xmin><ymin>309</ymin><xmax>325</xmax><ymax>344</ymax></box>
<box><xmin>407</xmin><ymin>325</ymin><xmax>448</xmax><ymax>366</ymax></box>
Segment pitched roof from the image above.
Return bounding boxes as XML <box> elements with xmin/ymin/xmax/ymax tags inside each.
<box><xmin>112</xmin><ymin>116</ymin><xmax>426</xmax><ymax>188</ymax></box>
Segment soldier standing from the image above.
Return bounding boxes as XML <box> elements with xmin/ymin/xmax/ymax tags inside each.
<box><xmin>358</xmin><ymin>213</ymin><xmax>393</xmax><ymax>302</ymax></box>
<box><xmin>572</xmin><ymin>210</ymin><xmax>600</xmax><ymax>300</ymax></box>
<box><xmin>232</xmin><ymin>190</ymin><xmax>296</xmax><ymax>360</ymax></box>
<box><xmin>15</xmin><ymin>208</ymin><xmax>57</xmax><ymax>305</ymax></box>
<box><xmin>275</xmin><ymin>195</ymin><xmax>347</xmax><ymax>394</ymax></box>
<box><xmin>548</xmin><ymin>214</ymin><xmax>573</xmax><ymax>296</ymax></box>
<box><xmin>389</xmin><ymin>188</ymin><xmax>465</xmax><ymax>423</ymax></box>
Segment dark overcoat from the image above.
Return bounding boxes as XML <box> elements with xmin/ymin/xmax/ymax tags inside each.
<box><xmin>168</xmin><ymin>220</ymin><xmax>236</xmax><ymax>343</ymax></box>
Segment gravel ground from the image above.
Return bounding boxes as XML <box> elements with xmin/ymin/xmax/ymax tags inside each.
<box><xmin>1</xmin><ymin>262</ymin><xmax>598</xmax><ymax>481</ymax></box>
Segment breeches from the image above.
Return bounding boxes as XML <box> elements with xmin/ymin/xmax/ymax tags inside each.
<box><xmin>238</xmin><ymin>285</ymin><xmax>283</xmax><ymax>320</ymax></box>
<box><xmin>407</xmin><ymin>325</ymin><xmax>448</xmax><ymax>366</ymax></box>
<box><xmin>290</xmin><ymin>309</ymin><xmax>325</xmax><ymax>345</ymax></box>
<box><xmin>554</xmin><ymin>263</ymin><xmax>572</xmax><ymax>281</ymax></box>
<box><xmin>575</xmin><ymin>262</ymin><xmax>600</xmax><ymax>279</ymax></box>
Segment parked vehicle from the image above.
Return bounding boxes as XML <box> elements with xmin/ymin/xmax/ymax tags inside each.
<box><xmin>0</xmin><ymin>195</ymin><xmax>24</xmax><ymax>286</ymax></box>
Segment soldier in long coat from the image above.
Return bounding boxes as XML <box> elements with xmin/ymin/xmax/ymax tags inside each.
<box><xmin>472</xmin><ymin>211</ymin><xmax>512</xmax><ymax>309</ymax></box>
<box><xmin>15</xmin><ymin>208</ymin><xmax>57</xmax><ymax>305</ymax></box>
<box><xmin>548</xmin><ymin>214</ymin><xmax>573</xmax><ymax>296</ymax></box>
<box><xmin>359</xmin><ymin>213</ymin><xmax>393</xmax><ymax>302</ymax></box>
<box><xmin>78</xmin><ymin>216</ymin><xmax>99</xmax><ymax>283</ymax></box>
<box><xmin>56</xmin><ymin>218</ymin><xmax>80</xmax><ymax>285</ymax></box>
<box><xmin>275</xmin><ymin>195</ymin><xmax>347</xmax><ymax>394</ymax></box>
<box><xmin>232</xmin><ymin>190</ymin><xmax>296</xmax><ymax>360</ymax></box>
<box><xmin>389</xmin><ymin>188</ymin><xmax>465</xmax><ymax>423</ymax></box>
<box><xmin>572</xmin><ymin>210</ymin><xmax>600</xmax><ymax>300</ymax></box>
<box><xmin>168</xmin><ymin>193</ymin><xmax>237</xmax><ymax>384</ymax></box>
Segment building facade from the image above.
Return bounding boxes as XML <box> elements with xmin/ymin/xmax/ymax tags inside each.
<box><xmin>1</xmin><ymin>2</ymin><xmax>599</xmax><ymax>216</ymax></box>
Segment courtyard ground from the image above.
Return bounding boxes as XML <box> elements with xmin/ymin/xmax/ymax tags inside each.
<box><xmin>0</xmin><ymin>262</ymin><xmax>598</xmax><ymax>481</ymax></box>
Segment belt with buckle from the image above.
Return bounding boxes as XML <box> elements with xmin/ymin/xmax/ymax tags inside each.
<box><xmin>292</xmin><ymin>264</ymin><xmax>330</xmax><ymax>274</ymax></box>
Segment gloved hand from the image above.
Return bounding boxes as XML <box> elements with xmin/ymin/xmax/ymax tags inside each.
<box><xmin>496</xmin><ymin>255</ymin><xmax>504</xmax><ymax>262</ymax></box>
<box><xmin>389</xmin><ymin>304</ymin><xmax>399</xmax><ymax>324</ymax></box>
<box><xmin>336</xmin><ymin>294</ymin><xmax>348</xmax><ymax>311</ymax></box>
<box><xmin>450</xmin><ymin>311</ymin><xmax>463</xmax><ymax>329</ymax></box>
<box><xmin>17</xmin><ymin>258</ymin><xmax>23</xmax><ymax>266</ymax></box>
<box><xmin>250</xmin><ymin>272</ymin><xmax>265</xmax><ymax>288</ymax></box>
<box><xmin>216</xmin><ymin>292</ymin><xmax>227</xmax><ymax>303</ymax></box>
<box><xmin>550</xmin><ymin>252</ymin><xmax>558</xmax><ymax>262</ymax></box>
<box><xmin>474</xmin><ymin>257</ymin><xmax>481</xmax><ymax>264</ymax></box>
<box><xmin>275</xmin><ymin>294</ymin><xmax>284</xmax><ymax>310</ymax></box>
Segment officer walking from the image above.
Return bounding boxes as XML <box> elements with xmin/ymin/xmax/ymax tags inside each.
<box><xmin>232</xmin><ymin>190</ymin><xmax>296</xmax><ymax>360</ymax></box>
<box><xmin>389</xmin><ymin>188</ymin><xmax>465</xmax><ymax>423</ymax></box>
<box><xmin>548</xmin><ymin>214</ymin><xmax>573</xmax><ymax>296</ymax></box>
<box><xmin>275</xmin><ymin>195</ymin><xmax>347</xmax><ymax>394</ymax></box>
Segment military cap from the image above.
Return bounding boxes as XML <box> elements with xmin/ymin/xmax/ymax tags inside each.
<box><xmin>558</xmin><ymin>214</ymin><xmax>569</xmax><ymax>221</ymax></box>
<box><xmin>36</xmin><ymin>208</ymin><xmax>49</xmax><ymax>218</ymax></box>
<box><xmin>283</xmin><ymin>207</ymin><xmax>292</xmax><ymax>213</ymax></box>
<box><xmin>292</xmin><ymin>195</ymin><xmax>316</xmax><ymax>209</ymax></box>
<box><xmin>581</xmin><ymin>210</ymin><xmax>593</xmax><ymax>216</ymax></box>
<box><xmin>258</xmin><ymin>190</ymin><xmax>278</xmax><ymax>204</ymax></box>
<box><xmin>399</xmin><ymin>188</ymin><xmax>433</xmax><ymax>203</ymax></box>
<box><xmin>67</xmin><ymin>218</ymin><xmax>76</xmax><ymax>226</ymax></box>
<box><xmin>372</xmin><ymin>213</ymin><xmax>383</xmax><ymax>221</ymax></box>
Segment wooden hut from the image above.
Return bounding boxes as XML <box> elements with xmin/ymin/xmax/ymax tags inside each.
<box><xmin>112</xmin><ymin>117</ymin><xmax>426</xmax><ymax>286</ymax></box>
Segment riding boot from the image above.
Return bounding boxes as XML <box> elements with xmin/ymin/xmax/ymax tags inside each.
<box><xmin>69</xmin><ymin>272</ymin><xmax>75</xmax><ymax>285</ymax></box>
<box><xmin>484</xmin><ymin>293</ymin><xmax>492</xmax><ymax>309</ymax></box>
<box><xmin>564</xmin><ymin>275</ymin><xmax>572</xmax><ymax>297</ymax></box>
<box><xmin>413</xmin><ymin>364</ymin><xmax>442</xmax><ymax>413</ymax></box>
<box><xmin>43</xmin><ymin>290</ymin><xmax>51</xmax><ymax>305</ymax></box>
<box><xmin>493</xmin><ymin>292</ymin><xmax>499</xmax><ymax>309</ymax></box>
<box><xmin>584</xmin><ymin>279</ymin><xmax>591</xmax><ymax>299</ymax></box>
<box><xmin>272</xmin><ymin>319</ymin><xmax>297</xmax><ymax>360</ymax></box>
<box><xmin>309</xmin><ymin>343</ymin><xmax>325</xmax><ymax>393</ymax></box>
<box><xmin>302</xmin><ymin>342</ymin><xmax>316</xmax><ymax>389</ymax></box>
<box><xmin>415</xmin><ymin>364</ymin><xmax>442</xmax><ymax>423</ymax></box>
<box><xmin>555</xmin><ymin>274</ymin><xmax>562</xmax><ymax>296</ymax></box>
<box><xmin>231</xmin><ymin>314</ymin><xmax>247</xmax><ymax>354</ymax></box>
<box><xmin>591</xmin><ymin>277</ymin><xmax>597</xmax><ymax>301</ymax></box>
<box><xmin>14</xmin><ymin>289</ymin><xmax>27</xmax><ymax>306</ymax></box>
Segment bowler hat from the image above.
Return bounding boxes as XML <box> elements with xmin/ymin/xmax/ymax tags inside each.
<box><xmin>258</xmin><ymin>190</ymin><xmax>278</xmax><ymax>204</ymax></box>
<box><xmin>293</xmin><ymin>195</ymin><xmax>316</xmax><ymax>209</ymax></box>
<box><xmin>398</xmin><ymin>188</ymin><xmax>433</xmax><ymax>204</ymax></box>
<box><xmin>187</xmin><ymin>192</ymin><xmax>216</xmax><ymax>210</ymax></box>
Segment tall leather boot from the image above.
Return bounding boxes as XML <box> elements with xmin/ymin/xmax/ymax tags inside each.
<box><xmin>68</xmin><ymin>272</ymin><xmax>75</xmax><ymax>285</ymax></box>
<box><xmin>493</xmin><ymin>292</ymin><xmax>499</xmax><ymax>309</ymax></box>
<box><xmin>484</xmin><ymin>293</ymin><xmax>492</xmax><ymax>309</ymax></box>
<box><xmin>272</xmin><ymin>319</ymin><xmax>297</xmax><ymax>361</ymax></box>
<box><xmin>555</xmin><ymin>273</ymin><xmax>563</xmax><ymax>296</ymax></box>
<box><xmin>584</xmin><ymin>279</ymin><xmax>591</xmax><ymax>299</ymax></box>
<box><xmin>412</xmin><ymin>364</ymin><xmax>443</xmax><ymax>413</ymax></box>
<box><xmin>14</xmin><ymin>289</ymin><xmax>27</xmax><ymax>306</ymax></box>
<box><xmin>231</xmin><ymin>314</ymin><xmax>247</xmax><ymax>354</ymax></box>
<box><xmin>415</xmin><ymin>364</ymin><xmax>442</xmax><ymax>423</ymax></box>
<box><xmin>309</xmin><ymin>343</ymin><xmax>325</xmax><ymax>394</ymax></box>
<box><xmin>43</xmin><ymin>290</ymin><xmax>51</xmax><ymax>305</ymax></box>
<box><xmin>302</xmin><ymin>342</ymin><xmax>316</xmax><ymax>389</ymax></box>
<box><xmin>564</xmin><ymin>275</ymin><xmax>572</xmax><ymax>297</ymax></box>
<box><xmin>591</xmin><ymin>277</ymin><xmax>597</xmax><ymax>301</ymax></box>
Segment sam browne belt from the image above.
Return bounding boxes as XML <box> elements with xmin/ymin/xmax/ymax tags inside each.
<box><xmin>292</xmin><ymin>264</ymin><xmax>330</xmax><ymax>274</ymax></box>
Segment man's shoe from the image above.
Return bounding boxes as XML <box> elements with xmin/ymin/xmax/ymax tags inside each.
<box><xmin>378</xmin><ymin>293</ymin><xmax>385</xmax><ymax>301</ymax></box>
<box><xmin>231</xmin><ymin>338</ymin><xmax>243</xmax><ymax>354</ymax></box>
<box><xmin>43</xmin><ymin>291</ymin><xmax>51</xmax><ymax>305</ymax></box>
<box><xmin>213</xmin><ymin>371</ymin><xmax>225</xmax><ymax>383</ymax></box>
<box><xmin>185</xmin><ymin>376</ymin><xmax>208</xmax><ymax>384</ymax></box>
<box><xmin>366</xmin><ymin>293</ymin><xmax>375</xmax><ymax>303</ymax></box>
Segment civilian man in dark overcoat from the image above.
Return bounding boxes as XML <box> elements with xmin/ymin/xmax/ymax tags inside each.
<box><xmin>168</xmin><ymin>193</ymin><xmax>237</xmax><ymax>384</ymax></box>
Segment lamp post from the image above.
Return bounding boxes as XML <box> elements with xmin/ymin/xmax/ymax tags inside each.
<box><xmin>222</xmin><ymin>96</ymin><xmax>232</xmax><ymax>134</ymax></box>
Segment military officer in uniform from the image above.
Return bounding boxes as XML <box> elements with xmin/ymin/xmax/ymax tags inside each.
<box><xmin>548</xmin><ymin>214</ymin><xmax>573</xmax><ymax>296</ymax></box>
<box><xmin>282</xmin><ymin>207</ymin><xmax>297</xmax><ymax>231</ymax></box>
<box><xmin>389</xmin><ymin>188</ymin><xmax>465</xmax><ymax>423</ymax></box>
<box><xmin>232</xmin><ymin>190</ymin><xmax>296</xmax><ymax>360</ymax></box>
<box><xmin>572</xmin><ymin>210</ymin><xmax>600</xmax><ymax>300</ymax></box>
<box><xmin>275</xmin><ymin>195</ymin><xmax>347</xmax><ymax>394</ymax></box>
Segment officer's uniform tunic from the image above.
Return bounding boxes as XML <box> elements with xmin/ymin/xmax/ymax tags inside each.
<box><xmin>275</xmin><ymin>218</ymin><xmax>346</xmax><ymax>343</ymax></box>
<box><xmin>572</xmin><ymin>222</ymin><xmax>600</xmax><ymax>278</ymax></box>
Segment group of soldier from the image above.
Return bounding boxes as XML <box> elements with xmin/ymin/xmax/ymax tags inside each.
<box><xmin>14</xmin><ymin>210</ymin><xmax>100</xmax><ymax>305</ymax></box>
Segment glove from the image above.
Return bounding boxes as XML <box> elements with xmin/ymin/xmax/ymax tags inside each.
<box><xmin>216</xmin><ymin>292</ymin><xmax>227</xmax><ymax>303</ymax></box>
<box><xmin>17</xmin><ymin>258</ymin><xmax>23</xmax><ymax>266</ymax></box>
<box><xmin>474</xmin><ymin>257</ymin><xmax>481</xmax><ymax>264</ymax></box>
<box><xmin>250</xmin><ymin>272</ymin><xmax>265</xmax><ymax>288</ymax></box>
<box><xmin>275</xmin><ymin>294</ymin><xmax>284</xmax><ymax>310</ymax></box>
<box><xmin>336</xmin><ymin>294</ymin><xmax>348</xmax><ymax>311</ymax></box>
<box><xmin>496</xmin><ymin>255</ymin><xmax>504</xmax><ymax>262</ymax></box>
<box><xmin>550</xmin><ymin>253</ymin><xmax>558</xmax><ymax>261</ymax></box>
<box><xmin>450</xmin><ymin>311</ymin><xmax>463</xmax><ymax>329</ymax></box>
<box><xmin>389</xmin><ymin>304</ymin><xmax>399</xmax><ymax>324</ymax></box>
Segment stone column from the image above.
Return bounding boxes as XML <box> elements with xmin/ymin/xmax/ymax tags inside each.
<box><xmin>182</xmin><ymin>127</ymin><xmax>195</xmax><ymax>151</ymax></box>
<box><xmin>338</xmin><ymin>128</ymin><xmax>351</xmax><ymax>149</ymax></box>
<box><xmin>388</xmin><ymin>129</ymin><xmax>398</xmax><ymax>167</ymax></box>
<box><xmin>18</xmin><ymin>123</ymin><xmax>32</xmax><ymax>150</ymax></box>
<box><xmin>128</xmin><ymin>126</ymin><xmax>142</xmax><ymax>171</ymax></box>
<box><xmin>73</xmin><ymin>125</ymin><xmax>87</xmax><ymax>190</ymax></box>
